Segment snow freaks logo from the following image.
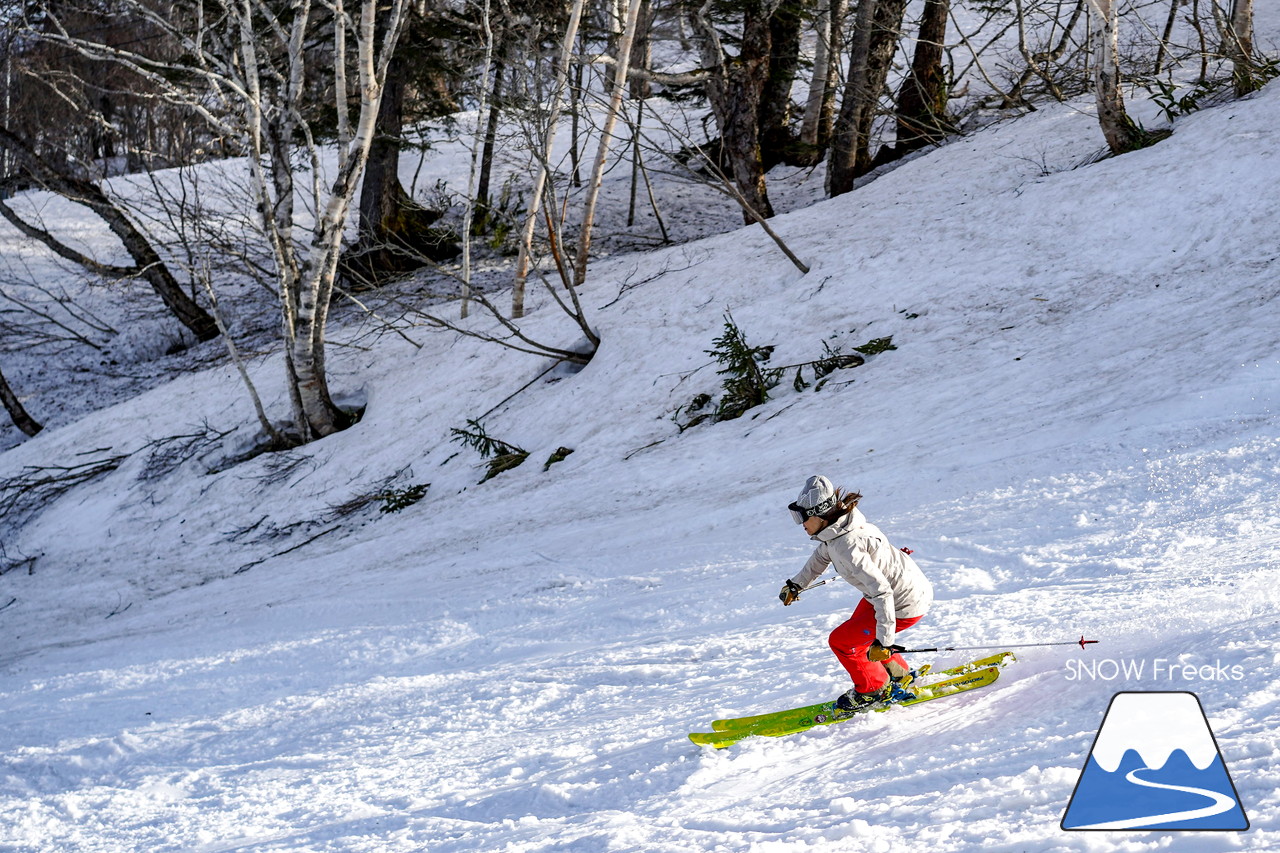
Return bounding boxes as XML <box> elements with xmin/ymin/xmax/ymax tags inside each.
<box><xmin>1061</xmin><ymin>692</ymin><xmax>1250</xmax><ymax>831</ymax></box>
<box><xmin>1064</xmin><ymin>657</ymin><xmax>1244</xmax><ymax>682</ymax></box>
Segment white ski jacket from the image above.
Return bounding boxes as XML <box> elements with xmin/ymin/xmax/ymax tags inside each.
<box><xmin>789</xmin><ymin>506</ymin><xmax>933</xmax><ymax>646</ymax></box>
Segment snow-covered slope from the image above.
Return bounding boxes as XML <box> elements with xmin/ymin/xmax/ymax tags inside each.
<box><xmin>1</xmin><ymin>79</ymin><xmax>1278</xmax><ymax>850</ymax></box>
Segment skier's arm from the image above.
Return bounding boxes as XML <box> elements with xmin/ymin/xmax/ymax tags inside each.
<box><xmin>789</xmin><ymin>547</ymin><xmax>830</xmax><ymax>590</ymax></box>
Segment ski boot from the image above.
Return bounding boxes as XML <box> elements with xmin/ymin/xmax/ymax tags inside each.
<box><xmin>834</xmin><ymin>683</ymin><xmax>891</xmax><ymax>713</ymax></box>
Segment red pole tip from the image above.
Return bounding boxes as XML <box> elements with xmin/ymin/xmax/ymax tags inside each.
<box><xmin>1078</xmin><ymin>636</ymin><xmax>1098</xmax><ymax>648</ymax></box>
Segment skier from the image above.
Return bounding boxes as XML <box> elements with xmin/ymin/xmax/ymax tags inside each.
<box><xmin>779</xmin><ymin>475</ymin><xmax>934</xmax><ymax>712</ymax></box>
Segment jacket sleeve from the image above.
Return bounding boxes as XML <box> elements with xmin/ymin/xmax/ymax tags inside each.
<box><xmin>843</xmin><ymin>544</ymin><xmax>899</xmax><ymax>646</ymax></box>
<box><xmin>790</xmin><ymin>545</ymin><xmax>830</xmax><ymax>590</ymax></box>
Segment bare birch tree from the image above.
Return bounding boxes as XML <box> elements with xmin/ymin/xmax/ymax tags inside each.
<box><xmin>1084</xmin><ymin>0</ymin><xmax>1142</xmax><ymax>154</ymax></box>
<box><xmin>246</xmin><ymin>0</ymin><xmax>411</xmax><ymax>439</ymax></box>
<box><xmin>800</xmin><ymin>0</ymin><xmax>846</xmax><ymax>149</ymax></box>
<box><xmin>571</xmin><ymin>0</ymin><xmax>644</xmax><ymax>291</ymax></box>
<box><xmin>511</xmin><ymin>0</ymin><xmax>587</xmax><ymax>319</ymax></box>
<box><xmin>460</xmin><ymin>0</ymin><xmax>496</xmax><ymax>319</ymax></box>
<box><xmin>39</xmin><ymin>0</ymin><xmax>411</xmax><ymax>440</ymax></box>
<box><xmin>1224</xmin><ymin>0</ymin><xmax>1258</xmax><ymax>97</ymax></box>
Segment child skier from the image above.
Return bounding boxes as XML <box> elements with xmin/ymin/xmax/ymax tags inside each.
<box><xmin>779</xmin><ymin>475</ymin><xmax>934</xmax><ymax>711</ymax></box>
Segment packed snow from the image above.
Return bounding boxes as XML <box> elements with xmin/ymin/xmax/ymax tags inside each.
<box><xmin>2</xmin><ymin>43</ymin><xmax>1279</xmax><ymax>853</ymax></box>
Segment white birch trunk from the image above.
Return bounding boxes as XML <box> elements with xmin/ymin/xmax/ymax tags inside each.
<box><xmin>800</xmin><ymin>0</ymin><xmax>834</xmax><ymax>146</ymax></box>
<box><xmin>235</xmin><ymin>0</ymin><xmax>407</xmax><ymax>437</ymax></box>
<box><xmin>235</xmin><ymin>0</ymin><xmax>304</xmax><ymax>431</ymax></box>
<box><xmin>291</xmin><ymin>0</ymin><xmax>407</xmax><ymax>437</ymax></box>
<box><xmin>1086</xmin><ymin>0</ymin><xmax>1138</xmax><ymax>154</ymax></box>
<box><xmin>1227</xmin><ymin>0</ymin><xmax>1256</xmax><ymax>96</ymax></box>
<box><xmin>511</xmin><ymin>0</ymin><xmax>588</xmax><ymax>319</ymax></box>
<box><xmin>460</xmin><ymin>0</ymin><xmax>495</xmax><ymax>320</ymax></box>
<box><xmin>571</xmin><ymin>0</ymin><xmax>645</xmax><ymax>291</ymax></box>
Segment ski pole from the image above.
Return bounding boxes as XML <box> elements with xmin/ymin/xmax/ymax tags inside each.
<box><xmin>896</xmin><ymin>635</ymin><xmax>1099</xmax><ymax>654</ymax></box>
<box><xmin>800</xmin><ymin>579</ymin><xmax>834</xmax><ymax>592</ymax></box>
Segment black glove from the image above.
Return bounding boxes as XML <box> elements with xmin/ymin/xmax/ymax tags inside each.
<box><xmin>779</xmin><ymin>580</ymin><xmax>803</xmax><ymax>606</ymax></box>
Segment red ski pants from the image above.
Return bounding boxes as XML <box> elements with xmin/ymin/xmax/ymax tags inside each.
<box><xmin>829</xmin><ymin>598</ymin><xmax>923</xmax><ymax>693</ymax></box>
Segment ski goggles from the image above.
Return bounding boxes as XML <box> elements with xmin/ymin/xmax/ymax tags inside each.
<box><xmin>788</xmin><ymin>502</ymin><xmax>816</xmax><ymax>524</ymax></box>
<box><xmin>789</xmin><ymin>494</ymin><xmax>837</xmax><ymax>524</ymax></box>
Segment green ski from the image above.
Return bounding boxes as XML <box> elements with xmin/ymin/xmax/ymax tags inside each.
<box><xmin>709</xmin><ymin>651</ymin><xmax>1015</xmax><ymax>733</ymax></box>
<box><xmin>689</xmin><ymin>656</ymin><xmax>1013</xmax><ymax>749</ymax></box>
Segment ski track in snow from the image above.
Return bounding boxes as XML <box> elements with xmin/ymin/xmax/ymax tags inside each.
<box><xmin>4</xmin><ymin>37</ymin><xmax>1280</xmax><ymax>853</ymax></box>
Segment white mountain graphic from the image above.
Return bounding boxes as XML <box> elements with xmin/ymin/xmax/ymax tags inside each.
<box><xmin>1090</xmin><ymin>693</ymin><xmax>1218</xmax><ymax>772</ymax></box>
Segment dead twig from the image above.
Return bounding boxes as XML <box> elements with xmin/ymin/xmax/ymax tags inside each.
<box><xmin>0</xmin><ymin>451</ymin><xmax>130</xmax><ymax>529</ymax></box>
<box><xmin>234</xmin><ymin>524</ymin><xmax>342</xmax><ymax>574</ymax></box>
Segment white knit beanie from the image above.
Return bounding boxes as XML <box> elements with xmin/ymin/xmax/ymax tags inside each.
<box><xmin>795</xmin><ymin>475</ymin><xmax>837</xmax><ymax>517</ymax></box>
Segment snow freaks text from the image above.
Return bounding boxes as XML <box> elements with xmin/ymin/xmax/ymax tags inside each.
<box><xmin>1065</xmin><ymin>659</ymin><xmax>1245</xmax><ymax>682</ymax></box>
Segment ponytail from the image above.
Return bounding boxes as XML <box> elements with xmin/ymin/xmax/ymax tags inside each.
<box><xmin>819</xmin><ymin>488</ymin><xmax>862</xmax><ymax>524</ymax></box>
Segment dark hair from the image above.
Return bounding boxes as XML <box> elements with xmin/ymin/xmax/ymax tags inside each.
<box><xmin>819</xmin><ymin>488</ymin><xmax>862</xmax><ymax>524</ymax></box>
